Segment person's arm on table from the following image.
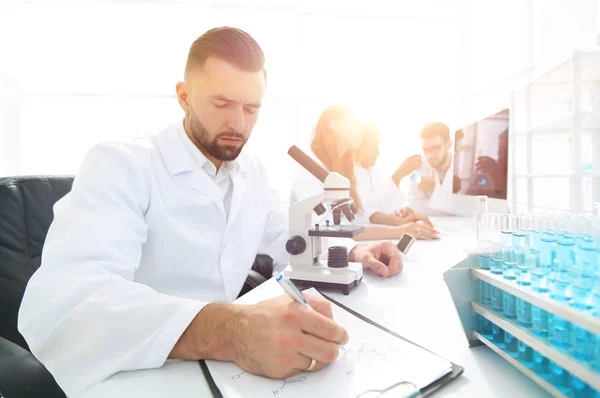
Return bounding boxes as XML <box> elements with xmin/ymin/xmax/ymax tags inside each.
<box><xmin>354</xmin><ymin>223</ymin><xmax>438</xmax><ymax>241</ymax></box>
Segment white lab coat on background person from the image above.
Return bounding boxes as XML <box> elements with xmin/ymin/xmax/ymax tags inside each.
<box><xmin>17</xmin><ymin>121</ymin><xmax>290</xmax><ymax>397</ymax></box>
<box><xmin>406</xmin><ymin>156</ymin><xmax>454</xmax><ymax>216</ymax></box>
<box><xmin>354</xmin><ymin>165</ymin><xmax>406</xmax><ymax>222</ymax></box>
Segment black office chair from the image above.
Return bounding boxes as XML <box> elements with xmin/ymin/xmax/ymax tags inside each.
<box><xmin>0</xmin><ymin>176</ymin><xmax>268</xmax><ymax>398</ymax></box>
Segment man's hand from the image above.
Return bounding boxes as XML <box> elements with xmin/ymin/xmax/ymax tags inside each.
<box><xmin>392</xmin><ymin>155</ymin><xmax>421</xmax><ymax>185</ymax></box>
<box><xmin>233</xmin><ymin>295</ymin><xmax>348</xmax><ymax>379</ymax></box>
<box><xmin>349</xmin><ymin>241</ymin><xmax>403</xmax><ymax>278</ymax></box>
<box><xmin>418</xmin><ymin>174</ymin><xmax>436</xmax><ymax>195</ymax></box>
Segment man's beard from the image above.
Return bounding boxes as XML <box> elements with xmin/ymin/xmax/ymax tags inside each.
<box><xmin>430</xmin><ymin>151</ymin><xmax>449</xmax><ymax>169</ymax></box>
<box><xmin>189</xmin><ymin>111</ymin><xmax>247</xmax><ymax>161</ymax></box>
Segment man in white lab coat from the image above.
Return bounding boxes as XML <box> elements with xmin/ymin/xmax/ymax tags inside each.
<box><xmin>403</xmin><ymin>122</ymin><xmax>455</xmax><ymax>215</ymax></box>
<box><xmin>17</xmin><ymin>27</ymin><xmax>403</xmax><ymax>396</ymax></box>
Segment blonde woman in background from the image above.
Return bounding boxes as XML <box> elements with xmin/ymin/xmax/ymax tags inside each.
<box><xmin>290</xmin><ymin>105</ymin><xmax>439</xmax><ymax>241</ymax></box>
<box><xmin>355</xmin><ymin>124</ymin><xmax>435</xmax><ymax>231</ymax></box>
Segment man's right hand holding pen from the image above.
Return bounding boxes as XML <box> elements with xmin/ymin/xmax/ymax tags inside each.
<box><xmin>233</xmin><ymin>294</ymin><xmax>349</xmax><ymax>379</ymax></box>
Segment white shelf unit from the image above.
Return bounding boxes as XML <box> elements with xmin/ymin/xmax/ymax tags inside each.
<box><xmin>509</xmin><ymin>49</ymin><xmax>600</xmax><ymax>214</ymax></box>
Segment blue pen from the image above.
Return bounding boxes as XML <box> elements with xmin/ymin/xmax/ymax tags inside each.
<box><xmin>274</xmin><ymin>271</ymin><xmax>313</xmax><ymax>309</ymax></box>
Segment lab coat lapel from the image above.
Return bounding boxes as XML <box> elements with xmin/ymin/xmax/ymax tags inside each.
<box><xmin>155</xmin><ymin>122</ymin><xmax>227</xmax><ymax>217</ymax></box>
<box><xmin>189</xmin><ymin>169</ymin><xmax>226</xmax><ymax>218</ymax></box>
<box><xmin>226</xmin><ymin>170</ymin><xmax>246</xmax><ymax>233</ymax></box>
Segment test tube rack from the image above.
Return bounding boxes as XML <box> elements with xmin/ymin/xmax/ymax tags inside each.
<box><xmin>443</xmin><ymin>252</ymin><xmax>600</xmax><ymax>398</ymax></box>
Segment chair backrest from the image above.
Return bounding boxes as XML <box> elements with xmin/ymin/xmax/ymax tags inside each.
<box><xmin>0</xmin><ymin>176</ymin><xmax>74</xmax><ymax>350</ymax></box>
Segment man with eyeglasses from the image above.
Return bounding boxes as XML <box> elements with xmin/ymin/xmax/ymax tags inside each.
<box><xmin>398</xmin><ymin>122</ymin><xmax>455</xmax><ymax>215</ymax></box>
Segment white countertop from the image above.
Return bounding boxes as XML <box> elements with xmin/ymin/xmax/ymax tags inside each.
<box><xmin>78</xmin><ymin>216</ymin><xmax>550</xmax><ymax>398</ymax></box>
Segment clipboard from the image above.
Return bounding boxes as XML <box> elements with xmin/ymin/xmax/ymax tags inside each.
<box><xmin>198</xmin><ymin>290</ymin><xmax>464</xmax><ymax>398</ymax></box>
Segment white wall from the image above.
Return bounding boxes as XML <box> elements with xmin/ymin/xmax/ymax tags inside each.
<box><xmin>1</xmin><ymin>0</ymin><xmax>598</xmax><ymax>211</ymax></box>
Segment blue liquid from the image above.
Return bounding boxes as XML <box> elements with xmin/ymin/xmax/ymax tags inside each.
<box><xmin>491</xmin><ymin>286</ymin><xmax>504</xmax><ymax>312</ymax></box>
<box><xmin>533</xmin><ymin>351</ymin><xmax>550</xmax><ymax>380</ymax></box>
<box><xmin>480</xmin><ymin>281</ymin><xmax>491</xmax><ymax>305</ymax></box>
<box><xmin>410</xmin><ymin>171</ymin><xmax>421</xmax><ymax>184</ymax></box>
<box><xmin>532</xmin><ymin>306</ymin><xmax>549</xmax><ymax>337</ymax></box>
<box><xmin>549</xmin><ymin>361</ymin><xmax>570</xmax><ymax>394</ymax></box>
<box><xmin>491</xmin><ymin>259</ymin><xmax>503</xmax><ymax>275</ymax></box>
<box><xmin>482</xmin><ymin>317</ymin><xmax>493</xmax><ymax>338</ymax></box>
<box><xmin>504</xmin><ymin>332</ymin><xmax>518</xmax><ymax>357</ymax></box>
<box><xmin>518</xmin><ymin>341</ymin><xmax>533</xmax><ymax>367</ymax></box>
<box><xmin>492</xmin><ymin>324</ymin><xmax>505</xmax><ymax>347</ymax></box>
<box><xmin>538</xmin><ymin>233</ymin><xmax>556</xmax><ymax>293</ymax></box>
<box><xmin>517</xmin><ymin>299</ymin><xmax>532</xmax><ymax>327</ymax></box>
<box><xmin>513</xmin><ymin>232</ymin><xmax>530</xmax><ymax>285</ymax></box>
<box><xmin>479</xmin><ymin>254</ymin><xmax>491</xmax><ymax>270</ymax></box>
<box><xmin>549</xmin><ymin>315</ymin><xmax>571</xmax><ymax>349</ymax></box>
<box><xmin>552</xmin><ymin>232</ymin><xmax>574</xmax><ymax>301</ymax></box>
<box><xmin>503</xmin><ymin>292</ymin><xmax>517</xmax><ymax>319</ymax></box>
<box><xmin>570</xmin><ymin>376</ymin><xmax>592</xmax><ymax>398</ymax></box>
<box><xmin>570</xmin><ymin>325</ymin><xmax>593</xmax><ymax>361</ymax></box>
<box><xmin>572</xmin><ymin>236</ymin><xmax>597</xmax><ymax>310</ymax></box>
<box><xmin>502</xmin><ymin>247</ymin><xmax>517</xmax><ymax>280</ymax></box>
<box><xmin>593</xmin><ymin>335</ymin><xmax>600</xmax><ymax>372</ymax></box>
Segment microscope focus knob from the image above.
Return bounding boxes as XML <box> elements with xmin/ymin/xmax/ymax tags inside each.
<box><xmin>286</xmin><ymin>236</ymin><xmax>306</xmax><ymax>255</ymax></box>
<box><xmin>313</xmin><ymin>203</ymin><xmax>327</xmax><ymax>216</ymax></box>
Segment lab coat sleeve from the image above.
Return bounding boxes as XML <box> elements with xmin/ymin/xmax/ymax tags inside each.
<box><xmin>18</xmin><ymin>143</ymin><xmax>205</xmax><ymax>397</ymax></box>
<box><xmin>406</xmin><ymin>179</ymin><xmax>430</xmax><ymax>214</ymax></box>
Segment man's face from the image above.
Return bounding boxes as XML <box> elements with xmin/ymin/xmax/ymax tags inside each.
<box><xmin>176</xmin><ymin>56</ymin><xmax>266</xmax><ymax>161</ymax></box>
<box><xmin>421</xmin><ymin>136</ymin><xmax>451</xmax><ymax>169</ymax></box>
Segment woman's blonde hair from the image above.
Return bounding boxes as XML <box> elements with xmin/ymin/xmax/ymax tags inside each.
<box><xmin>310</xmin><ymin>105</ymin><xmax>364</xmax><ymax>213</ymax></box>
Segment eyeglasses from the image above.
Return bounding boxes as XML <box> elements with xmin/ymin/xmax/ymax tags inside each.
<box><xmin>422</xmin><ymin>143</ymin><xmax>447</xmax><ymax>153</ymax></box>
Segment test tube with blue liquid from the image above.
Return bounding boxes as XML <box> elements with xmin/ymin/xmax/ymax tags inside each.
<box><xmin>492</xmin><ymin>323</ymin><xmax>505</xmax><ymax>347</ymax></box>
<box><xmin>538</xmin><ymin>215</ymin><xmax>556</xmax><ymax>293</ymax></box>
<box><xmin>572</xmin><ymin>215</ymin><xmax>596</xmax><ymax>310</ymax></box>
<box><xmin>549</xmin><ymin>360</ymin><xmax>570</xmax><ymax>395</ymax></box>
<box><xmin>478</xmin><ymin>240</ymin><xmax>492</xmax><ymax>305</ymax></box>
<box><xmin>501</xmin><ymin>214</ymin><xmax>517</xmax><ymax>281</ymax></box>
<box><xmin>500</xmin><ymin>215</ymin><xmax>518</xmax><ymax>326</ymax></box>
<box><xmin>549</xmin><ymin>313</ymin><xmax>571</xmax><ymax>350</ymax></box>
<box><xmin>570</xmin><ymin>375</ymin><xmax>593</xmax><ymax>398</ymax></box>
<box><xmin>530</xmin><ymin>216</ymin><xmax>549</xmax><ymax>293</ymax></box>
<box><xmin>531</xmin><ymin>305</ymin><xmax>549</xmax><ymax>337</ymax></box>
<box><xmin>552</xmin><ymin>215</ymin><xmax>574</xmax><ymax>302</ymax></box>
<box><xmin>593</xmin><ymin>213</ymin><xmax>600</xmax><ymax>318</ymax></box>
<box><xmin>515</xmin><ymin>215</ymin><xmax>533</xmax><ymax>328</ymax></box>
<box><xmin>504</xmin><ymin>331</ymin><xmax>518</xmax><ymax>357</ymax></box>
<box><xmin>517</xmin><ymin>340</ymin><xmax>533</xmax><ymax>367</ymax></box>
<box><xmin>532</xmin><ymin>350</ymin><xmax>550</xmax><ymax>380</ymax></box>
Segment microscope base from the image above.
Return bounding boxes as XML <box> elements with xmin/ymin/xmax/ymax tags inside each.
<box><xmin>282</xmin><ymin>262</ymin><xmax>363</xmax><ymax>295</ymax></box>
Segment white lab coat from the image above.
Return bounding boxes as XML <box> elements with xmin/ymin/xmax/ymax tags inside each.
<box><xmin>406</xmin><ymin>156</ymin><xmax>454</xmax><ymax>216</ymax></box>
<box><xmin>18</xmin><ymin>121</ymin><xmax>290</xmax><ymax>396</ymax></box>
<box><xmin>354</xmin><ymin>165</ymin><xmax>406</xmax><ymax>221</ymax></box>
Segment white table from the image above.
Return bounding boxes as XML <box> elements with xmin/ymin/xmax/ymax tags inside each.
<box><xmin>79</xmin><ymin>217</ymin><xmax>550</xmax><ymax>398</ymax></box>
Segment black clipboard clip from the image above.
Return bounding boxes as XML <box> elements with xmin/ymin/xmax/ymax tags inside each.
<box><xmin>356</xmin><ymin>380</ymin><xmax>421</xmax><ymax>397</ymax></box>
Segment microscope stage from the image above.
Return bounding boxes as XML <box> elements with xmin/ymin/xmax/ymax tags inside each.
<box><xmin>282</xmin><ymin>262</ymin><xmax>363</xmax><ymax>295</ymax></box>
<box><xmin>308</xmin><ymin>224</ymin><xmax>365</xmax><ymax>238</ymax></box>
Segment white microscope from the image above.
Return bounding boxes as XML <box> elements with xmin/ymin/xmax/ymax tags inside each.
<box><xmin>283</xmin><ymin>145</ymin><xmax>365</xmax><ymax>295</ymax></box>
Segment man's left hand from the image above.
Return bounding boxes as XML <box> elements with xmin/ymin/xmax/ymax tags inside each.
<box><xmin>349</xmin><ymin>242</ymin><xmax>403</xmax><ymax>278</ymax></box>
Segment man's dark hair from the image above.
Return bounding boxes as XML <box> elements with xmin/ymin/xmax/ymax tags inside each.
<box><xmin>420</xmin><ymin>122</ymin><xmax>450</xmax><ymax>141</ymax></box>
<box><xmin>185</xmin><ymin>27</ymin><xmax>266</xmax><ymax>79</ymax></box>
